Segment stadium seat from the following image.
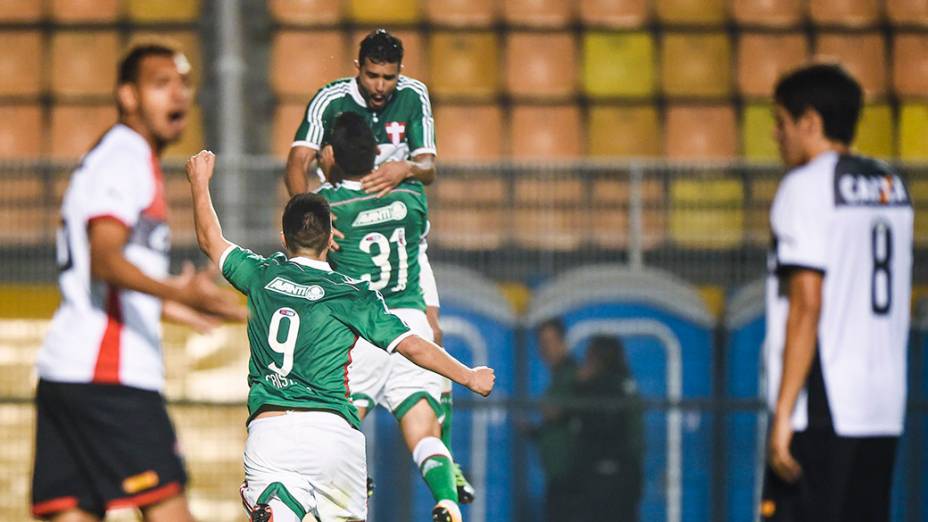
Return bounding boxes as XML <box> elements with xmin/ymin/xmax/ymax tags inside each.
<box><xmin>809</xmin><ymin>0</ymin><xmax>880</xmax><ymax>27</ymax></box>
<box><xmin>50</xmin><ymin>0</ymin><xmax>119</xmax><ymax>22</ymax></box>
<box><xmin>731</xmin><ymin>0</ymin><xmax>803</xmax><ymax>26</ymax></box>
<box><xmin>514</xmin><ymin>178</ymin><xmax>585</xmax><ymax>205</ymax></box>
<box><xmin>513</xmin><ymin>209</ymin><xmax>586</xmax><ymax>250</ymax></box>
<box><xmin>816</xmin><ymin>32</ymin><xmax>888</xmax><ymax>99</ymax></box>
<box><xmin>661</xmin><ymin>32</ymin><xmax>732</xmax><ymax>98</ymax></box>
<box><xmin>737</xmin><ymin>32</ymin><xmax>808</xmax><ymax>99</ymax></box>
<box><xmin>267</xmin><ymin>0</ymin><xmax>343</xmax><ymax>25</ymax></box>
<box><xmin>899</xmin><ymin>103</ymin><xmax>928</xmax><ymax>160</ymax></box>
<box><xmin>587</xmin><ymin>105</ymin><xmax>661</xmax><ymax>157</ymax></box>
<box><xmin>510</xmin><ymin>105</ymin><xmax>583</xmax><ymax>159</ymax></box>
<box><xmin>664</xmin><ymin>105</ymin><xmax>738</xmax><ymax>159</ymax></box>
<box><xmin>49</xmin><ymin>104</ymin><xmax>117</xmax><ymax>159</ymax></box>
<box><xmin>433</xmin><ymin>177</ymin><xmax>507</xmax><ymax>206</ymax></box>
<box><xmin>670</xmin><ymin>176</ymin><xmax>745</xmax><ymax>248</ymax></box>
<box><xmin>348</xmin><ymin>0</ymin><xmax>419</xmax><ymax>23</ymax></box>
<box><xmin>578</xmin><ymin>0</ymin><xmax>649</xmax><ymax>28</ymax></box>
<box><xmin>434</xmin><ymin>104</ymin><xmax>504</xmax><ymax>160</ymax></box>
<box><xmin>741</xmin><ymin>104</ymin><xmax>778</xmax><ymax>161</ymax></box>
<box><xmin>893</xmin><ymin>34</ymin><xmax>928</xmax><ymax>99</ymax></box>
<box><xmin>582</xmin><ymin>32</ymin><xmax>655</xmax><ymax>98</ymax></box>
<box><xmin>0</xmin><ymin>0</ymin><xmax>42</xmax><ymax>21</ymax></box>
<box><xmin>429</xmin><ymin>32</ymin><xmax>499</xmax><ymax>99</ymax></box>
<box><xmin>887</xmin><ymin>0</ymin><xmax>928</xmax><ymax>26</ymax></box>
<box><xmin>854</xmin><ymin>104</ymin><xmax>894</xmax><ymax>158</ymax></box>
<box><xmin>912</xmin><ymin>180</ymin><xmax>928</xmax><ymax>247</ymax></box>
<box><xmin>352</xmin><ymin>29</ymin><xmax>426</xmax><ymax>82</ymax></box>
<box><xmin>655</xmin><ymin>0</ymin><xmax>726</xmax><ymax>24</ymax></box>
<box><xmin>589</xmin><ymin>178</ymin><xmax>666</xmax><ymax>249</ymax></box>
<box><xmin>0</xmin><ymin>32</ymin><xmax>42</xmax><ymax>98</ymax></box>
<box><xmin>129</xmin><ymin>31</ymin><xmax>201</xmax><ymax>87</ymax></box>
<box><xmin>0</xmin><ymin>105</ymin><xmax>43</xmax><ymax>158</ymax></box>
<box><xmin>425</xmin><ymin>0</ymin><xmax>496</xmax><ymax>27</ymax></box>
<box><xmin>163</xmin><ymin>105</ymin><xmax>203</xmax><ymax>159</ymax></box>
<box><xmin>430</xmin><ymin>208</ymin><xmax>508</xmax><ymax>250</ymax></box>
<box><xmin>747</xmin><ymin>178</ymin><xmax>779</xmax><ymax>245</ymax></box>
<box><xmin>505</xmin><ymin>32</ymin><xmax>577</xmax><ymax>100</ymax></box>
<box><xmin>270</xmin><ymin>30</ymin><xmax>350</xmax><ymax>99</ymax></box>
<box><xmin>127</xmin><ymin>0</ymin><xmax>200</xmax><ymax>21</ymax></box>
<box><xmin>50</xmin><ymin>31</ymin><xmax>119</xmax><ymax>98</ymax></box>
<box><xmin>272</xmin><ymin>102</ymin><xmax>308</xmax><ymax>158</ymax></box>
<box><xmin>502</xmin><ymin>0</ymin><xmax>573</xmax><ymax>27</ymax></box>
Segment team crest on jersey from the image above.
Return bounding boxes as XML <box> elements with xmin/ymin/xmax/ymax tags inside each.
<box><xmin>352</xmin><ymin>201</ymin><xmax>408</xmax><ymax>227</ymax></box>
<box><xmin>385</xmin><ymin>121</ymin><xmax>406</xmax><ymax>145</ymax></box>
<box><xmin>265</xmin><ymin>277</ymin><xmax>325</xmax><ymax>301</ymax></box>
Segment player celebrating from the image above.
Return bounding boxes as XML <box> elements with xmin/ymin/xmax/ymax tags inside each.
<box><xmin>762</xmin><ymin>64</ymin><xmax>913</xmax><ymax>521</ymax></box>
<box><xmin>184</xmin><ymin>150</ymin><xmax>494</xmax><ymax>522</ymax></box>
<box><xmin>315</xmin><ymin>112</ymin><xmax>466</xmax><ymax>520</ymax></box>
<box><xmin>31</xmin><ymin>43</ymin><xmax>245</xmax><ymax>522</ymax></box>
<box><xmin>285</xmin><ymin>29</ymin><xmax>473</xmax><ymax>503</ymax></box>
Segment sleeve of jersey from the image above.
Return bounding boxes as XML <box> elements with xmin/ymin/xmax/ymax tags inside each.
<box><xmin>771</xmin><ymin>176</ymin><xmax>828</xmax><ymax>273</ymax></box>
<box><xmin>83</xmin><ymin>151</ymin><xmax>150</xmax><ymax>229</ymax></box>
<box><xmin>350</xmin><ymin>286</ymin><xmax>414</xmax><ymax>353</ymax></box>
<box><xmin>405</xmin><ymin>82</ymin><xmax>437</xmax><ymax>157</ymax></box>
<box><xmin>220</xmin><ymin>245</ymin><xmax>266</xmax><ymax>295</ymax></box>
<box><xmin>292</xmin><ymin>88</ymin><xmax>331</xmax><ymax>150</ymax></box>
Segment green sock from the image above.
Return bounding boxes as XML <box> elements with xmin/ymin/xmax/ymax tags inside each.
<box><xmin>421</xmin><ymin>454</ymin><xmax>459</xmax><ymax>503</ymax></box>
<box><xmin>440</xmin><ymin>392</ymin><xmax>454</xmax><ymax>451</ymax></box>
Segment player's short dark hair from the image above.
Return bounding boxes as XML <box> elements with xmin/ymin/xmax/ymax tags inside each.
<box><xmin>118</xmin><ymin>42</ymin><xmax>180</xmax><ymax>85</ymax></box>
<box><xmin>538</xmin><ymin>317</ymin><xmax>566</xmax><ymax>339</ymax></box>
<box><xmin>358</xmin><ymin>29</ymin><xmax>403</xmax><ymax>66</ymax></box>
<box><xmin>282</xmin><ymin>193</ymin><xmax>332</xmax><ymax>255</ymax></box>
<box><xmin>330</xmin><ymin>112</ymin><xmax>377</xmax><ymax>179</ymax></box>
<box><xmin>774</xmin><ymin>63</ymin><xmax>863</xmax><ymax>145</ymax></box>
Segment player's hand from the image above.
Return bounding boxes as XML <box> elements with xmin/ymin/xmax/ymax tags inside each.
<box><xmin>329</xmin><ymin>213</ymin><xmax>345</xmax><ymax>251</ymax></box>
<box><xmin>176</xmin><ymin>264</ymin><xmax>247</xmax><ymax>322</ymax></box>
<box><xmin>466</xmin><ymin>366</ymin><xmax>495</xmax><ymax>397</ymax></box>
<box><xmin>361</xmin><ymin>160</ymin><xmax>410</xmax><ymax>197</ymax></box>
<box><xmin>768</xmin><ymin>413</ymin><xmax>801</xmax><ymax>483</ymax></box>
<box><xmin>185</xmin><ymin>150</ymin><xmax>216</xmax><ymax>185</ymax></box>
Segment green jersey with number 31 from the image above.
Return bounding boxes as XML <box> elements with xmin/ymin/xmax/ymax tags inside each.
<box><xmin>317</xmin><ymin>179</ymin><xmax>428</xmax><ymax>311</ymax></box>
<box><xmin>220</xmin><ymin>245</ymin><xmax>412</xmax><ymax>429</ymax></box>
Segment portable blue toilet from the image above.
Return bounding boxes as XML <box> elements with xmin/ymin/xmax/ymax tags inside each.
<box><xmin>367</xmin><ymin>264</ymin><xmax>516</xmax><ymax>522</ymax></box>
<box><xmin>724</xmin><ymin>278</ymin><xmax>767</xmax><ymax>522</ymax></box>
<box><xmin>523</xmin><ymin>265</ymin><xmax>715</xmax><ymax>522</ymax></box>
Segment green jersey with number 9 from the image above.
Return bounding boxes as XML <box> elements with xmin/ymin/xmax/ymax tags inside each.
<box><xmin>317</xmin><ymin>179</ymin><xmax>428</xmax><ymax>311</ymax></box>
<box><xmin>220</xmin><ymin>245</ymin><xmax>413</xmax><ymax>429</ymax></box>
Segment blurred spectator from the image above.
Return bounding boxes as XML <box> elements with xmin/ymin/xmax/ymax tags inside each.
<box><xmin>532</xmin><ymin>317</ymin><xmax>581</xmax><ymax>520</ymax></box>
<box><xmin>573</xmin><ymin>335</ymin><xmax>645</xmax><ymax>521</ymax></box>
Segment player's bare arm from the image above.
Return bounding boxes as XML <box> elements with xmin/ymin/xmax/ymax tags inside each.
<box><xmin>769</xmin><ymin>268</ymin><xmax>823</xmax><ymax>483</ymax></box>
<box><xmin>185</xmin><ymin>150</ymin><xmax>235</xmax><ymax>266</ymax></box>
<box><xmin>362</xmin><ymin>152</ymin><xmax>436</xmax><ymax>197</ymax></box>
<box><xmin>426</xmin><ymin>306</ymin><xmax>443</xmax><ymax>346</ymax></box>
<box><xmin>395</xmin><ymin>335</ymin><xmax>495</xmax><ymax>397</ymax></box>
<box><xmin>88</xmin><ymin>217</ymin><xmax>243</xmax><ymax>320</ymax></box>
<box><xmin>285</xmin><ymin>145</ymin><xmax>320</xmax><ymax>196</ymax></box>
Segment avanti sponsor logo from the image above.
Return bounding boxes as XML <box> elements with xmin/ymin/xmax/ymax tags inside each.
<box><xmin>352</xmin><ymin>201</ymin><xmax>408</xmax><ymax>227</ymax></box>
<box><xmin>265</xmin><ymin>277</ymin><xmax>325</xmax><ymax>301</ymax></box>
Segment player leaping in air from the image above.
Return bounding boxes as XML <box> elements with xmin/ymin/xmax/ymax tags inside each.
<box><xmin>185</xmin><ymin>150</ymin><xmax>494</xmax><ymax>522</ymax></box>
<box><xmin>285</xmin><ymin>29</ymin><xmax>474</xmax><ymax>505</ymax></box>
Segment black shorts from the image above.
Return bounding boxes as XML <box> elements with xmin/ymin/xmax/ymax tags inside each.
<box><xmin>760</xmin><ymin>428</ymin><xmax>898</xmax><ymax>522</ymax></box>
<box><xmin>31</xmin><ymin>379</ymin><xmax>187</xmax><ymax>519</ymax></box>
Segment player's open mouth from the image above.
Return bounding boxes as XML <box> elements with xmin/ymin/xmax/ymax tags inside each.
<box><xmin>168</xmin><ymin>110</ymin><xmax>186</xmax><ymax>124</ymax></box>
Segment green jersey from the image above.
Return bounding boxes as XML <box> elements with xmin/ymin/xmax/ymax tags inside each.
<box><xmin>317</xmin><ymin>179</ymin><xmax>429</xmax><ymax>311</ymax></box>
<box><xmin>221</xmin><ymin>245</ymin><xmax>412</xmax><ymax>429</ymax></box>
<box><xmin>293</xmin><ymin>76</ymin><xmax>437</xmax><ymax>166</ymax></box>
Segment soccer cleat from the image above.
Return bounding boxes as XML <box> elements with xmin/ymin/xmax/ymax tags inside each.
<box><xmin>453</xmin><ymin>463</ymin><xmax>475</xmax><ymax>504</ymax></box>
<box><xmin>367</xmin><ymin>476</ymin><xmax>375</xmax><ymax>498</ymax></box>
<box><xmin>431</xmin><ymin>499</ymin><xmax>462</xmax><ymax>522</ymax></box>
<box><xmin>251</xmin><ymin>503</ymin><xmax>274</xmax><ymax>522</ymax></box>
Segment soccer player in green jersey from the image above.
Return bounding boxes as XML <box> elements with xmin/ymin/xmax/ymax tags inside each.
<box><xmin>285</xmin><ymin>29</ymin><xmax>474</xmax><ymax>504</ymax></box>
<box><xmin>185</xmin><ymin>150</ymin><xmax>494</xmax><ymax>522</ymax></box>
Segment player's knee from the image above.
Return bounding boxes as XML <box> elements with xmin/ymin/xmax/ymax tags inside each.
<box><xmin>399</xmin><ymin>400</ymin><xmax>441</xmax><ymax>438</ymax></box>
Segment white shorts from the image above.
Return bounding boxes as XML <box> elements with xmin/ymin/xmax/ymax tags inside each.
<box><xmin>348</xmin><ymin>308</ymin><xmax>445</xmax><ymax>418</ymax></box>
<box><xmin>241</xmin><ymin>411</ymin><xmax>366</xmax><ymax>521</ymax></box>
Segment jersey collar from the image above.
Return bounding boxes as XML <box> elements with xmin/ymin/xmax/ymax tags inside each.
<box><xmin>338</xmin><ymin>179</ymin><xmax>363</xmax><ymax>191</ymax></box>
<box><xmin>290</xmin><ymin>257</ymin><xmax>332</xmax><ymax>272</ymax></box>
<box><xmin>349</xmin><ymin>77</ymin><xmax>369</xmax><ymax>108</ymax></box>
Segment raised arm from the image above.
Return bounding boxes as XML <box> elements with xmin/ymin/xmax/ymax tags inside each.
<box><xmin>285</xmin><ymin>145</ymin><xmax>322</xmax><ymax>196</ymax></box>
<box><xmin>395</xmin><ymin>335</ymin><xmax>495</xmax><ymax>397</ymax></box>
<box><xmin>185</xmin><ymin>150</ymin><xmax>233</xmax><ymax>265</ymax></box>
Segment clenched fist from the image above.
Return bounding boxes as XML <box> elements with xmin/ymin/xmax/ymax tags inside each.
<box><xmin>185</xmin><ymin>150</ymin><xmax>216</xmax><ymax>185</ymax></box>
<box><xmin>466</xmin><ymin>366</ymin><xmax>496</xmax><ymax>397</ymax></box>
